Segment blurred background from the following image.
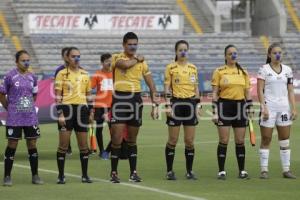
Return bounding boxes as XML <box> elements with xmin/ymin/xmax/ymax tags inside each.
<box><xmin>1</xmin><ymin>0</ymin><xmax>300</xmax><ymax>122</ymax></box>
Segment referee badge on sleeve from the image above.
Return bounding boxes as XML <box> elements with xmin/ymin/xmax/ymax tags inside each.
<box><xmin>190</xmin><ymin>75</ymin><xmax>196</xmax><ymax>83</ymax></box>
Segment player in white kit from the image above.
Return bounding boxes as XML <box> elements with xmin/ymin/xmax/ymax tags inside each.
<box><xmin>257</xmin><ymin>43</ymin><xmax>297</xmax><ymax>179</ymax></box>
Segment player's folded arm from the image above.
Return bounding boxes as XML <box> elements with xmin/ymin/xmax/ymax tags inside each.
<box><xmin>115</xmin><ymin>58</ymin><xmax>137</xmax><ymax>70</ymax></box>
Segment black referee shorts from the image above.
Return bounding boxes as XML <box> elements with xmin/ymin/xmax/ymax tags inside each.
<box><xmin>166</xmin><ymin>97</ymin><xmax>198</xmax><ymax>126</ymax></box>
<box><xmin>57</xmin><ymin>104</ymin><xmax>89</xmax><ymax>132</ymax></box>
<box><xmin>217</xmin><ymin>98</ymin><xmax>248</xmax><ymax>127</ymax></box>
<box><xmin>110</xmin><ymin>91</ymin><xmax>143</xmax><ymax>127</ymax></box>
<box><xmin>94</xmin><ymin>107</ymin><xmax>110</xmax><ymax>125</ymax></box>
<box><xmin>6</xmin><ymin>126</ymin><xmax>40</xmax><ymax>140</ymax></box>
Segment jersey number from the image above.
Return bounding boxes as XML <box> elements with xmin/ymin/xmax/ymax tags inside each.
<box><xmin>281</xmin><ymin>114</ymin><xmax>288</xmax><ymax>122</ymax></box>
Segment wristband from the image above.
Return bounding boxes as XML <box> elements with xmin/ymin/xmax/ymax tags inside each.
<box><xmin>212</xmin><ymin>101</ymin><xmax>218</xmax><ymax>110</ymax></box>
<box><xmin>164</xmin><ymin>93</ymin><xmax>172</xmax><ymax>99</ymax></box>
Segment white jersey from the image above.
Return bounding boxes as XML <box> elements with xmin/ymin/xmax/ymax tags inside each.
<box><xmin>257</xmin><ymin>64</ymin><xmax>293</xmax><ymax>111</ymax></box>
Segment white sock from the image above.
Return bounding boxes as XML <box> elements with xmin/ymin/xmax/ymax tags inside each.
<box><xmin>280</xmin><ymin>149</ymin><xmax>291</xmax><ymax>172</ymax></box>
<box><xmin>259</xmin><ymin>149</ymin><xmax>269</xmax><ymax>172</ymax></box>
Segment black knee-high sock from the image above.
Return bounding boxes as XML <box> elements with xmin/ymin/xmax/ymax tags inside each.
<box><xmin>56</xmin><ymin>151</ymin><xmax>66</xmax><ymax>178</ymax></box>
<box><xmin>105</xmin><ymin>141</ymin><xmax>112</xmax><ymax>153</ymax></box>
<box><xmin>4</xmin><ymin>147</ymin><xmax>16</xmax><ymax>177</ymax></box>
<box><xmin>185</xmin><ymin>147</ymin><xmax>195</xmax><ymax>173</ymax></box>
<box><xmin>217</xmin><ymin>143</ymin><xmax>228</xmax><ymax>172</ymax></box>
<box><xmin>80</xmin><ymin>151</ymin><xmax>89</xmax><ymax>177</ymax></box>
<box><xmin>165</xmin><ymin>143</ymin><xmax>175</xmax><ymax>172</ymax></box>
<box><xmin>235</xmin><ymin>143</ymin><xmax>245</xmax><ymax>171</ymax></box>
<box><xmin>111</xmin><ymin>147</ymin><xmax>121</xmax><ymax>173</ymax></box>
<box><xmin>128</xmin><ymin>144</ymin><xmax>137</xmax><ymax>174</ymax></box>
<box><xmin>28</xmin><ymin>148</ymin><xmax>38</xmax><ymax>176</ymax></box>
<box><xmin>96</xmin><ymin>127</ymin><xmax>104</xmax><ymax>152</ymax></box>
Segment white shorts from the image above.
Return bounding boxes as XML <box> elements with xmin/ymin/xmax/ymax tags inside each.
<box><xmin>259</xmin><ymin>110</ymin><xmax>292</xmax><ymax>128</ymax></box>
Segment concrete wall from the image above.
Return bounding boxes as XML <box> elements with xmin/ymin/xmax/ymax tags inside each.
<box><xmin>252</xmin><ymin>0</ymin><xmax>286</xmax><ymax>36</ymax></box>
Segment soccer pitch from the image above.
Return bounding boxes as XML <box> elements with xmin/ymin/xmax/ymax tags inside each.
<box><xmin>0</xmin><ymin>106</ymin><xmax>299</xmax><ymax>200</ymax></box>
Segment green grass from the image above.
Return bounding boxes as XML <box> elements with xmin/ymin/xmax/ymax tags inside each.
<box><xmin>0</xmin><ymin>105</ymin><xmax>300</xmax><ymax>200</ymax></box>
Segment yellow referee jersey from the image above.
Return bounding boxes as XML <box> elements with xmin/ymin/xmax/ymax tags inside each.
<box><xmin>211</xmin><ymin>65</ymin><xmax>250</xmax><ymax>100</ymax></box>
<box><xmin>55</xmin><ymin>68</ymin><xmax>91</xmax><ymax>104</ymax></box>
<box><xmin>164</xmin><ymin>62</ymin><xmax>198</xmax><ymax>98</ymax></box>
<box><xmin>112</xmin><ymin>52</ymin><xmax>151</xmax><ymax>92</ymax></box>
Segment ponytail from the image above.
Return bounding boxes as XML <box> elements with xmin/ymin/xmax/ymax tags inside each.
<box><xmin>266</xmin><ymin>57</ymin><xmax>271</xmax><ymax>64</ymax></box>
<box><xmin>175</xmin><ymin>55</ymin><xmax>178</xmax><ymax>61</ymax></box>
<box><xmin>236</xmin><ymin>62</ymin><xmax>246</xmax><ymax>75</ymax></box>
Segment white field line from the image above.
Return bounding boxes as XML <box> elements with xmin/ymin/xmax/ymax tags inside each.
<box><xmin>14</xmin><ymin>134</ymin><xmax>264</xmax><ymax>153</ymax></box>
<box><xmin>0</xmin><ymin>163</ymin><xmax>207</xmax><ymax>200</ymax></box>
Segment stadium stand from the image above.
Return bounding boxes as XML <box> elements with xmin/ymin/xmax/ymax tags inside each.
<box><xmin>0</xmin><ymin>37</ymin><xmax>15</xmax><ymax>73</ymax></box>
<box><xmin>281</xmin><ymin>33</ymin><xmax>300</xmax><ymax>68</ymax></box>
<box><xmin>7</xmin><ymin>0</ymin><xmax>268</xmax><ymax>74</ymax></box>
<box><xmin>182</xmin><ymin>0</ymin><xmax>214</xmax><ymax>33</ymax></box>
<box><xmin>0</xmin><ymin>0</ymin><xmax>298</xmax><ymax>76</ymax></box>
<box><xmin>284</xmin><ymin>0</ymin><xmax>300</xmax><ymax>32</ymax></box>
<box><xmin>29</xmin><ymin>33</ymin><xmax>266</xmax><ymax>73</ymax></box>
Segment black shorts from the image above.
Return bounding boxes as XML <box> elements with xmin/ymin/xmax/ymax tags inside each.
<box><xmin>166</xmin><ymin>97</ymin><xmax>198</xmax><ymax>126</ymax></box>
<box><xmin>217</xmin><ymin>98</ymin><xmax>248</xmax><ymax>127</ymax></box>
<box><xmin>110</xmin><ymin>91</ymin><xmax>143</xmax><ymax>127</ymax></box>
<box><xmin>57</xmin><ymin>104</ymin><xmax>89</xmax><ymax>132</ymax></box>
<box><xmin>94</xmin><ymin>107</ymin><xmax>110</xmax><ymax>125</ymax></box>
<box><xmin>6</xmin><ymin>125</ymin><xmax>40</xmax><ymax>140</ymax></box>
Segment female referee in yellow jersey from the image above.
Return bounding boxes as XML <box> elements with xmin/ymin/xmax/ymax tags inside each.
<box><xmin>55</xmin><ymin>47</ymin><xmax>93</xmax><ymax>184</ymax></box>
<box><xmin>164</xmin><ymin>40</ymin><xmax>201</xmax><ymax>180</ymax></box>
<box><xmin>211</xmin><ymin>44</ymin><xmax>252</xmax><ymax>180</ymax></box>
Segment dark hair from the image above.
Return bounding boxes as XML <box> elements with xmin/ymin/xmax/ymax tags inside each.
<box><xmin>174</xmin><ymin>40</ymin><xmax>189</xmax><ymax>61</ymax></box>
<box><xmin>266</xmin><ymin>43</ymin><xmax>281</xmax><ymax>64</ymax></box>
<box><xmin>15</xmin><ymin>50</ymin><xmax>29</xmax><ymax>62</ymax></box>
<box><xmin>61</xmin><ymin>47</ymin><xmax>69</xmax><ymax>57</ymax></box>
<box><xmin>66</xmin><ymin>47</ymin><xmax>79</xmax><ymax>57</ymax></box>
<box><xmin>224</xmin><ymin>44</ymin><xmax>246</xmax><ymax>75</ymax></box>
<box><xmin>101</xmin><ymin>53</ymin><xmax>112</xmax><ymax>63</ymax></box>
<box><xmin>123</xmin><ymin>32</ymin><xmax>138</xmax><ymax>44</ymax></box>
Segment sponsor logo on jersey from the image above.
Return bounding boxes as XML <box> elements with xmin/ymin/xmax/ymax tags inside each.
<box><xmin>8</xmin><ymin>128</ymin><xmax>13</xmax><ymax>136</ymax></box>
<box><xmin>190</xmin><ymin>75</ymin><xmax>196</xmax><ymax>83</ymax></box>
